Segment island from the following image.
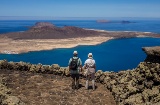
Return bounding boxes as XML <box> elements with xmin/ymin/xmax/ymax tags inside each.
<box><xmin>96</xmin><ymin>20</ymin><xmax>136</xmax><ymax>24</ymax></box>
<box><xmin>0</xmin><ymin>22</ymin><xmax>160</xmax><ymax>54</ymax></box>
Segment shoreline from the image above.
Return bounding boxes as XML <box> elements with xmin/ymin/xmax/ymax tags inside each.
<box><xmin>85</xmin><ymin>28</ymin><xmax>154</xmax><ymax>33</ymax></box>
<box><xmin>0</xmin><ymin>36</ymin><xmax>114</xmax><ymax>54</ymax></box>
<box><xmin>0</xmin><ymin>35</ymin><xmax>158</xmax><ymax>54</ymax></box>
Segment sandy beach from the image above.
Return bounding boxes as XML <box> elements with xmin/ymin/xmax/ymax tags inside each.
<box><xmin>0</xmin><ymin>36</ymin><xmax>113</xmax><ymax>54</ymax></box>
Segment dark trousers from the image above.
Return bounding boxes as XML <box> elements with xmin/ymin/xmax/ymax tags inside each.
<box><xmin>71</xmin><ymin>74</ymin><xmax>79</xmax><ymax>89</ymax></box>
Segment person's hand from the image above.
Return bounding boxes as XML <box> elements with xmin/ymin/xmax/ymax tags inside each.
<box><xmin>79</xmin><ymin>67</ymin><xmax>82</xmax><ymax>72</ymax></box>
<box><xmin>68</xmin><ymin>66</ymin><xmax>71</xmax><ymax>71</ymax></box>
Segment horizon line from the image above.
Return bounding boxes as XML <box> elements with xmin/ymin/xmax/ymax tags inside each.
<box><xmin>0</xmin><ymin>16</ymin><xmax>160</xmax><ymax>20</ymax></box>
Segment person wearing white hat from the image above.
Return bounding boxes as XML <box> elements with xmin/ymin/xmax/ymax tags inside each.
<box><xmin>83</xmin><ymin>53</ymin><xmax>96</xmax><ymax>90</ymax></box>
<box><xmin>68</xmin><ymin>51</ymin><xmax>82</xmax><ymax>90</ymax></box>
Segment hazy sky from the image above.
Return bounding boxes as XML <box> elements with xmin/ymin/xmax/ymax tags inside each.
<box><xmin>0</xmin><ymin>0</ymin><xmax>160</xmax><ymax>19</ymax></box>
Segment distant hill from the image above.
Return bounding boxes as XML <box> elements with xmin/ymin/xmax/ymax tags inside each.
<box><xmin>97</xmin><ymin>20</ymin><xmax>136</xmax><ymax>24</ymax></box>
<box><xmin>0</xmin><ymin>22</ymin><xmax>99</xmax><ymax>39</ymax></box>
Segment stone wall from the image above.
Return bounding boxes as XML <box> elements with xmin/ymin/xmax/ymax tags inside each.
<box><xmin>0</xmin><ymin>60</ymin><xmax>70</xmax><ymax>76</ymax></box>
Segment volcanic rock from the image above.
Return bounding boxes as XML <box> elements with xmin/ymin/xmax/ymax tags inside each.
<box><xmin>143</xmin><ymin>46</ymin><xmax>160</xmax><ymax>56</ymax></box>
<box><xmin>143</xmin><ymin>46</ymin><xmax>160</xmax><ymax>63</ymax></box>
<box><xmin>1</xmin><ymin>22</ymin><xmax>99</xmax><ymax>39</ymax></box>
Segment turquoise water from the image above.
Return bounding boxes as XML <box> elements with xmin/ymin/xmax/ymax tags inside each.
<box><xmin>0</xmin><ymin>20</ymin><xmax>160</xmax><ymax>71</ymax></box>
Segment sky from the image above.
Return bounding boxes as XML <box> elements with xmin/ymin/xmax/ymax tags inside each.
<box><xmin>0</xmin><ymin>0</ymin><xmax>160</xmax><ymax>20</ymax></box>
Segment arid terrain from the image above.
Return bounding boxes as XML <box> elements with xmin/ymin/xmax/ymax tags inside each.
<box><xmin>0</xmin><ymin>36</ymin><xmax>113</xmax><ymax>54</ymax></box>
<box><xmin>0</xmin><ymin>69</ymin><xmax>116</xmax><ymax>105</ymax></box>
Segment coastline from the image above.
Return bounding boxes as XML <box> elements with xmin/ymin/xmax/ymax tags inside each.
<box><xmin>0</xmin><ymin>36</ymin><xmax>113</xmax><ymax>54</ymax></box>
<box><xmin>0</xmin><ymin>33</ymin><xmax>158</xmax><ymax>54</ymax></box>
<box><xmin>0</xmin><ymin>21</ymin><xmax>160</xmax><ymax>54</ymax></box>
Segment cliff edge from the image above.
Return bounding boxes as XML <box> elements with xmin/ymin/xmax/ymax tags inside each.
<box><xmin>143</xmin><ymin>46</ymin><xmax>160</xmax><ymax>63</ymax></box>
<box><xmin>96</xmin><ymin>46</ymin><xmax>160</xmax><ymax>105</ymax></box>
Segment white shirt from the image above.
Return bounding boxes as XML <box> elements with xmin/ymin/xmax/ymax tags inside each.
<box><xmin>84</xmin><ymin>58</ymin><xmax>96</xmax><ymax>68</ymax></box>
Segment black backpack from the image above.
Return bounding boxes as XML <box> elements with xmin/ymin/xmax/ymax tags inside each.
<box><xmin>70</xmin><ymin>57</ymin><xmax>79</xmax><ymax>70</ymax></box>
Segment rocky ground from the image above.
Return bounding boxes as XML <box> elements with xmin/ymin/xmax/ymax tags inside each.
<box><xmin>95</xmin><ymin>62</ymin><xmax>160</xmax><ymax>105</ymax></box>
<box><xmin>0</xmin><ymin>69</ymin><xmax>116</xmax><ymax>105</ymax></box>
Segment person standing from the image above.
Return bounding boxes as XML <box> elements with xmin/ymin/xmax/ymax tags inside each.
<box><xmin>68</xmin><ymin>51</ymin><xmax>82</xmax><ymax>90</ymax></box>
<box><xmin>83</xmin><ymin>53</ymin><xmax>96</xmax><ymax>90</ymax></box>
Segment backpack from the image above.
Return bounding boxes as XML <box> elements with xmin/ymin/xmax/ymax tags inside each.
<box><xmin>70</xmin><ymin>57</ymin><xmax>79</xmax><ymax>70</ymax></box>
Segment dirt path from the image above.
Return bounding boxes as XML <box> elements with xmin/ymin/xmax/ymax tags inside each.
<box><xmin>0</xmin><ymin>70</ymin><xmax>116</xmax><ymax>105</ymax></box>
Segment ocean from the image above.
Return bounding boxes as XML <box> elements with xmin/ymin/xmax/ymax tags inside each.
<box><xmin>0</xmin><ymin>20</ymin><xmax>160</xmax><ymax>72</ymax></box>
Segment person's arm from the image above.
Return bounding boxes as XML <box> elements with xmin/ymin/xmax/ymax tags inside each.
<box><xmin>83</xmin><ymin>60</ymin><xmax>88</xmax><ymax>69</ymax></box>
<box><xmin>93</xmin><ymin>60</ymin><xmax>96</xmax><ymax>69</ymax></box>
<box><xmin>79</xmin><ymin>58</ymin><xmax>82</xmax><ymax>71</ymax></box>
<box><xmin>83</xmin><ymin>64</ymin><xmax>86</xmax><ymax>69</ymax></box>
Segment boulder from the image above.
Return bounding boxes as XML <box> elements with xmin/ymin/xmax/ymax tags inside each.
<box><xmin>0</xmin><ymin>60</ymin><xmax>8</xmax><ymax>69</ymax></box>
<box><xmin>124</xmin><ymin>94</ymin><xmax>144</xmax><ymax>105</ymax></box>
<box><xmin>63</xmin><ymin>67</ymin><xmax>70</xmax><ymax>76</ymax></box>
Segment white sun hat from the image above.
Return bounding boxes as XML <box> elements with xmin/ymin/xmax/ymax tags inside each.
<box><xmin>73</xmin><ymin>51</ymin><xmax>78</xmax><ymax>54</ymax></box>
<box><xmin>88</xmin><ymin>53</ymin><xmax>93</xmax><ymax>58</ymax></box>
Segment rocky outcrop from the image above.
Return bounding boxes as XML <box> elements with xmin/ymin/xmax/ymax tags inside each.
<box><xmin>95</xmin><ymin>62</ymin><xmax>160</xmax><ymax>105</ymax></box>
<box><xmin>143</xmin><ymin>46</ymin><xmax>160</xmax><ymax>63</ymax></box>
